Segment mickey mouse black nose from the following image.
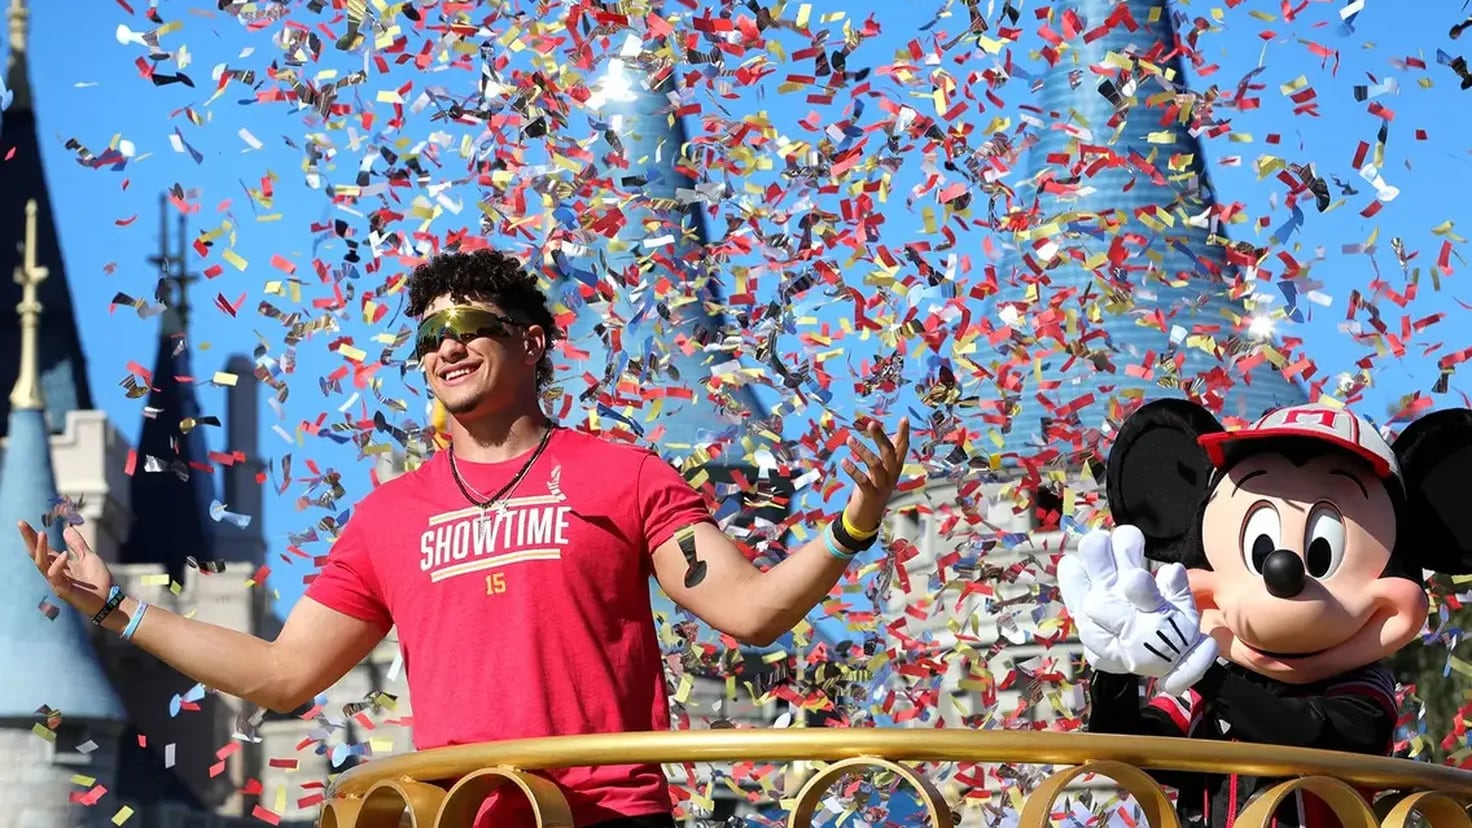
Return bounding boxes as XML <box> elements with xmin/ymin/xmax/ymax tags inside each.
<box><xmin>1262</xmin><ymin>549</ymin><xmax>1306</xmax><ymax>598</ymax></box>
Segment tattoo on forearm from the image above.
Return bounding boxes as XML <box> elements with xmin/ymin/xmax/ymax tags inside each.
<box><xmin>676</xmin><ymin>526</ymin><xmax>707</xmax><ymax>588</ymax></box>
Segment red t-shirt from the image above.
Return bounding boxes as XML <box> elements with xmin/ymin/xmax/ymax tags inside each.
<box><xmin>304</xmin><ymin>427</ymin><xmax>714</xmax><ymax>826</ymax></box>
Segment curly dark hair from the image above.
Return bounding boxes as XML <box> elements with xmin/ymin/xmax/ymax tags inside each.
<box><xmin>406</xmin><ymin>248</ymin><xmax>563</xmax><ymax>389</ymax></box>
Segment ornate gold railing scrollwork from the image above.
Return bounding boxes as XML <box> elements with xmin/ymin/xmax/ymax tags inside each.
<box><xmin>1236</xmin><ymin>777</ymin><xmax>1379</xmax><ymax>828</ymax></box>
<box><xmin>358</xmin><ymin>778</ymin><xmax>444</xmax><ymax>828</ymax></box>
<box><xmin>317</xmin><ymin>730</ymin><xmax>1472</xmax><ymax>828</ymax></box>
<box><xmin>1019</xmin><ymin>760</ymin><xmax>1180</xmax><ymax>828</ymax></box>
<box><xmin>435</xmin><ymin>767</ymin><xmax>574</xmax><ymax>828</ymax></box>
<box><xmin>1379</xmin><ymin>791</ymin><xmax>1472</xmax><ymax>828</ymax></box>
<box><xmin>787</xmin><ymin>756</ymin><xmax>953</xmax><ymax>828</ymax></box>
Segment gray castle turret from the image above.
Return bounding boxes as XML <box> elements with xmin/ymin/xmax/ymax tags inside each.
<box><xmin>549</xmin><ymin>36</ymin><xmax>789</xmax><ymax>523</ymax></box>
<box><xmin>987</xmin><ymin>0</ymin><xmax>1306</xmax><ymax>467</ymax></box>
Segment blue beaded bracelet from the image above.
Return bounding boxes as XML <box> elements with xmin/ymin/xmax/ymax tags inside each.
<box><xmin>121</xmin><ymin>602</ymin><xmax>149</xmax><ymax>641</ymax></box>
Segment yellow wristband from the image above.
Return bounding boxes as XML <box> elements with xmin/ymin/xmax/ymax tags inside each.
<box><xmin>841</xmin><ymin>513</ymin><xmax>879</xmax><ymax>541</ymax></box>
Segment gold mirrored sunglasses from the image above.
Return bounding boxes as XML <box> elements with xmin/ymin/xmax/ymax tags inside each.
<box><xmin>414</xmin><ymin>306</ymin><xmax>527</xmax><ymax>359</ymax></box>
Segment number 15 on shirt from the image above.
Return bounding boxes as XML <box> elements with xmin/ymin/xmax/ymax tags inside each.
<box><xmin>486</xmin><ymin>572</ymin><xmax>507</xmax><ymax>595</ymax></box>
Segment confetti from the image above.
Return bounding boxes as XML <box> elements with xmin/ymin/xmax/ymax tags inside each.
<box><xmin>208</xmin><ymin>498</ymin><xmax>253</xmax><ymax>528</ymax></box>
<box><xmin>21</xmin><ymin>0</ymin><xmax>1472</xmax><ymax>824</ymax></box>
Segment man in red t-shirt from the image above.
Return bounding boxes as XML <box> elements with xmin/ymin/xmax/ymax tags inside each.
<box><xmin>23</xmin><ymin>248</ymin><xmax>911</xmax><ymax>828</ymax></box>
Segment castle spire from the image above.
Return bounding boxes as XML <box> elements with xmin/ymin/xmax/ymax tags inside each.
<box><xmin>10</xmin><ymin>198</ymin><xmax>46</xmax><ymax>410</ymax></box>
<box><xmin>118</xmin><ymin>197</ymin><xmax>218</xmax><ymax>582</ymax></box>
<box><xmin>0</xmin><ymin>198</ymin><xmax>125</xmax><ymax>723</ymax></box>
<box><xmin>6</xmin><ymin>0</ymin><xmax>30</xmax><ymax>113</ymax></box>
<box><xmin>148</xmin><ymin>194</ymin><xmax>198</xmax><ymax>336</ymax></box>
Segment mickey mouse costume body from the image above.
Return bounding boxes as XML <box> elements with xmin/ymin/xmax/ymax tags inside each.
<box><xmin>1057</xmin><ymin>399</ymin><xmax>1472</xmax><ymax>828</ymax></box>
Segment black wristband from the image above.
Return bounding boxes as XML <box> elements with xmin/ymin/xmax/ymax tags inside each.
<box><xmin>830</xmin><ymin>518</ymin><xmax>878</xmax><ymax>553</ymax></box>
<box><xmin>91</xmin><ymin>585</ymin><xmax>125</xmax><ymax>626</ymax></box>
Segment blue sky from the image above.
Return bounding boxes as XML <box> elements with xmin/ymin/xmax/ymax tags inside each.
<box><xmin>10</xmin><ymin>0</ymin><xmax>1471</xmax><ymax>625</ymax></box>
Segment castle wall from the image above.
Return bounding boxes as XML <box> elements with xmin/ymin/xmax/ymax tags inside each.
<box><xmin>0</xmin><ymin>722</ymin><xmax>120</xmax><ymax>828</ymax></box>
<box><xmin>0</xmin><ymin>409</ymin><xmax>134</xmax><ymax>561</ymax></box>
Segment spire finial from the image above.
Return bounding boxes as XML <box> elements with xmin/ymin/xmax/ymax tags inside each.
<box><xmin>6</xmin><ymin>0</ymin><xmax>31</xmax><ymax>112</ymax></box>
<box><xmin>149</xmin><ymin>195</ymin><xmax>199</xmax><ymax>333</ymax></box>
<box><xmin>11</xmin><ymin>198</ymin><xmax>48</xmax><ymax>411</ymax></box>
<box><xmin>7</xmin><ymin>0</ymin><xmax>23</xmax><ymax>54</ymax></box>
<box><xmin>174</xmin><ymin>208</ymin><xmax>194</xmax><ymax>330</ymax></box>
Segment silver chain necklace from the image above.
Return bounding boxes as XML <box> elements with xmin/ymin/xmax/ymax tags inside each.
<box><xmin>447</xmin><ymin>425</ymin><xmax>556</xmax><ymax>526</ymax></box>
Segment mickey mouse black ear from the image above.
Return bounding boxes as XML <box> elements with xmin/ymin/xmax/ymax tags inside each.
<box><xmin>1391</xmin><ymin>408</ymin><xmax>1472</xmax><ymax>575</ymax></box>
<box><xmin>1105</xmin><ymin>399</ymin><xmax>1224</xmax><ymax>564</ymax></box>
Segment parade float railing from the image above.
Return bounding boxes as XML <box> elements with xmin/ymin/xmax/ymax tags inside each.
<box><xmin>318</xmin><ymin>729</ymin><xmax>1472</xmax><ymax>828</ymax></box>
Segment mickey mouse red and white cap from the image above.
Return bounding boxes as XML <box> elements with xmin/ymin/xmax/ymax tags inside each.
<box><xmin>1196</xmin><ymin>404</ymin><xmax>1401</xmax><ymax>481</ymax></box>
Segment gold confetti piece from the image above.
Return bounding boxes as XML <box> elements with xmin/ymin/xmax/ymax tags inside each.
<box><xmin>221</xmin><ymin>249</ymin><xmax>248</xmax><ymax>271</ymax></box>
<box><xmin>212</xmin><ymin>371</ymin><xmax>239</xmax><ymax>387</ymax></box>
<box><xmin>1279</xmin><ymin>75</ymin><xmax>1310</xmax><ymax>95</ymax></box>
<box><xmin>112</xmin><ymin>806</ymin><xmax>134</xmax><ymax>825</ymax></box>
<box><xmin>1431</xmin><ymin>221</ymin><xmax>1467</xmax><ymax>243</ymax></box>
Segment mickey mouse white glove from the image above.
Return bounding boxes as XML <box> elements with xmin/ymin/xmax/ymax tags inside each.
<box><xmin>1057</xmin><ymin>526</ymin><xmax>1219</xmax><ymax>697</ymax></box>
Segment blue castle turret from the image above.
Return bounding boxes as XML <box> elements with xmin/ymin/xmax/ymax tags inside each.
<box><xmin>0</xmin><ymin>1</ymin><xmax>124</xmax><ymax>730</ymax></box>
<box><xmin>0</xmin><ymin>204</ymin><xmax>126</xmax><ymax>726</ymax></box>
<box><xmin>1</xmin><ymin>8</ymin><xmax>125</xmax><ymax>825</ymax></box>
<box><xmin>988</xmin><ymin>0</ymin><xmax>1306</xmax><ymax>466</ymax></box>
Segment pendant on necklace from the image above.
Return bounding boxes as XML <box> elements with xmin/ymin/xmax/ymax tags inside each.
<box><xmin>474</xmin><ymin>501</ymin><xmax>508</xmax><ymax>536</ymax></box>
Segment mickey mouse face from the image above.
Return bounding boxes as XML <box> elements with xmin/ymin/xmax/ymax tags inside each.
<box><xmin>1190</xmin><ymin>451</ymin><xmax>1427</xmax><ymax>684</ymax></box>
<box><xmin>1103</xmin><ymin>399</ymin><xmax>1472</xmax><ymax>686</ymax></box>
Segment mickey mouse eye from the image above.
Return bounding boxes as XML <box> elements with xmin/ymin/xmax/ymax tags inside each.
<box><xmin>1241</xmin><ymin>503</ymin><xmax>1281</xmax><ymax>576</ymax></box>
<box><xmin>1305</xmin><ymin>505</ymin><xmax>1346</xmax><ymax>579</ymax></box>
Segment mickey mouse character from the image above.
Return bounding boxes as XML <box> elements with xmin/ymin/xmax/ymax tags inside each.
<box><xmin>1057</xmin><ymin>399</ymin><xmax>1472</xmax><ymax>828</ymax></box>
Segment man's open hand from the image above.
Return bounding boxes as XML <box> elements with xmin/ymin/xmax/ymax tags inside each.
<box><xmin>19</xmin><ymin>521</ymin><xmax>113</xmax><ymax>617</ymax></box>
<box><xmin>840</xmin><ymin>417</ymin><xmax>911</xmax><ymax>534</ymax></box>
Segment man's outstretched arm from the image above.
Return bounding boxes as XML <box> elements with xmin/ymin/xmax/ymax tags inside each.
<box><xmin>650</xmin><ymin>418</ymin><xmax>911</xmax><ymax>646</ymax></box>
<box><xmin>22</xmin><ymin>521</ymin><xmax>387</xmax><ymax>714</ymax></box>
<box><xmin>106</xmin><ymin>594</ymin><xmax>387</xmax><ymax>713</ymax></box>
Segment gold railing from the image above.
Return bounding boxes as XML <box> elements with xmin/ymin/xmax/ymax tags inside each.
<box><xmin>319</xmin><ymin>729</ymin><xmax>1472</xmax><ymax>828</ymax></box>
